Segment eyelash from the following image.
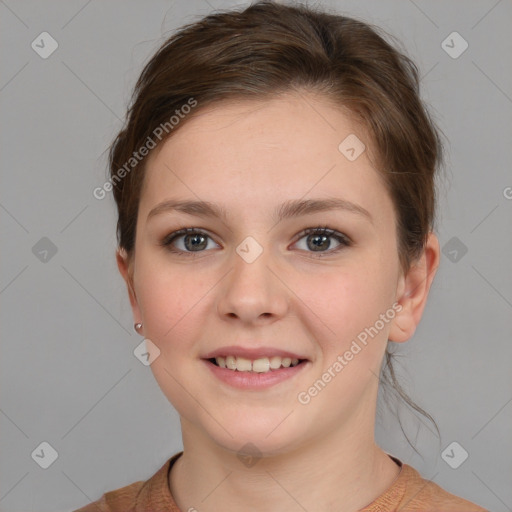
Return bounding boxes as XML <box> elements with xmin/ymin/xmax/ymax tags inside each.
<box><xmin>159</xmin><ymin>226</ymin><xmax>351</xmax><ymax>258</ymax></box>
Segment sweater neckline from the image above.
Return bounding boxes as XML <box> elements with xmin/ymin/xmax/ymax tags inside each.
<box><xmin>141</xmin><ymin>450</ymin><xmax>407</xmax><ymax>511</ymax></box>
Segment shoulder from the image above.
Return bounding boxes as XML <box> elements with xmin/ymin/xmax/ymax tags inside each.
<box><xmin>397</xmin><ymin>464</ymin><xmax>489</xmax><ymax>511</ymax></box>
<box><xmin>72</xmin><ymin>452</ymin><xmax>181</xmax><ymax>512</ymax></box>
<box><xmin>73</xmin><ymin>451</ymin><xmax>183</xmax><ymax>512</ymax></box>
<box><xmin>72</xmin><ymin>480</ymin><xmax>144</xmax><ymax>512</ymax></box>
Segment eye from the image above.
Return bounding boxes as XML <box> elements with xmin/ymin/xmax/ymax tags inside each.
<box><xmin>160</xmin><ymin>228</ymin><xmax>219</xmax><ymax>255</ymax></box>
<box><xmin>292</xmin><ymin>226</ymin><xmax>351</xmax><ymax>256</ymax></box>
<box><xmin>160</xmin><ymin>225</ymin><xmax>351</xmax><ymax>257</ymax></box>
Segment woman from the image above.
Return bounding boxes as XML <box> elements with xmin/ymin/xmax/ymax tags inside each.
<box><xmin>76</xmin><ymin>1</ymin><xmax>488</xmax><ymax>510</ymax></box>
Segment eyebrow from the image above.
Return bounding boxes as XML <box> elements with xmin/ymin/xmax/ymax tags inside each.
<box><xmin>146</xmin><ymin>197</ymin><xmax>373</xmax><ymax>224</ymax></box>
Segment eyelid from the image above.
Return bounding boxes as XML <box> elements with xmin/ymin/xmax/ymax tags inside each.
<box><xmin>160</xmin><ymin>225</ymin><xmax>351</xmax><ymax>256</ymax></box>
<box><xmin>160</xmin><ymin>227</ymin><xmax>220</xmax><ymax>249</ymax></box>
<box><xmin>291</xmin><ymin>226</ymin><xmax>351</xmax><ymax>256</ymax></box>
<box><xmin>293</xmin><ymin>226</ymin><xmax>351</xmax><ymax>245</ymax></box>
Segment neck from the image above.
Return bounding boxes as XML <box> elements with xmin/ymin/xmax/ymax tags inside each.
<box><xmin>169</xmin><ymin>415</ymin><xmax>401</xmax><ymax>512</ymax></box>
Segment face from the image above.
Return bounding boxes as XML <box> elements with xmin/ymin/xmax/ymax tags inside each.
<box><xmin>118</xmin><ymin>92</ymin><xmax>421</xmax><ymax>457</ymax></box>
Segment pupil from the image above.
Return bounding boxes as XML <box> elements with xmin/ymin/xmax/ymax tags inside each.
<box><xmin>186</xmin><ymin>234</ymin><xmax>206</xmax><ymax>251</ymax></box>
<box><xmin>310</xmin><ymin>235</ymin><xmax>328</xmax><ymax>251</ymax></box>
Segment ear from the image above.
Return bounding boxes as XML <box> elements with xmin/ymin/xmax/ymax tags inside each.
<box><xmin>116</xmin><ymin>248</ymin><xmax>142</xmax><ymax>325</ymax></box>
<box><xmin>388</xmin><ymin>232</ymin><xmax>440</xmax><ymax>343</ymax></box>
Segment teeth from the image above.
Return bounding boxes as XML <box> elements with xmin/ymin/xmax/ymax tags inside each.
<box><xmin>214</xmin><ymin>355</ymin><xmax>302</xmax><ymax>373</ymax></box>
<box><xmin>269</xmin><ymin>356</ymin><xmax>282</xmax><ymax>369</ymax></box>
<box><xmin>252</xmin><ymin>358</ymin><xmax>270</xmax><ymax>373</ymax></box>
<box><xmin>236</xmin><ymin>357</ymin><xmax>252</xmax><ymax>372</ymax></box>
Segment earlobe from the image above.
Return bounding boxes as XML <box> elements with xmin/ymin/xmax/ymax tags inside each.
<box><xmin>388</xmin><ymin>233</ymin><xmax>440</xmax><ymax>343</ymax></box>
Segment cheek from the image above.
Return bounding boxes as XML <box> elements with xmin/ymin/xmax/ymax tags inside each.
<box><xmin>294</xmin><ymin>257</ymin><xmax>396</xmax><ymax>343</ymax></box>
<box><xmin>133</xmin><ymin>254</ymin><xmax>213</xmax><ymax>415</ymax></box>
<box><xmin>294</xmin><ymin>267</ymin><xmax>394</xmax><ymax>414</ymax></box>
<box><xmin>134</xmin><ymin>253</ymin><xmax>202</xmax><ymax>350</ymax></box>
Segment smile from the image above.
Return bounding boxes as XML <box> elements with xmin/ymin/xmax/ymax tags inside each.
<box><xmin>203</xmin><ymin>357</ymin><xmax>309</xmax><ymax>390</ymax></box>
<box><xmin>210</xmin><ymin>355</ymin><xmax>303</xmax><ymax>373</ymax></box>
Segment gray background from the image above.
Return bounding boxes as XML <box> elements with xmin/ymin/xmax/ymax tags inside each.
<box><xmin>1</xmin><ymin>0</ymin><xmax>511</xmax><ymax>511</ymax></box>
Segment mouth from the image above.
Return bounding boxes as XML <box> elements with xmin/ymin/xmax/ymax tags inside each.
<box><xmin>205</xmin><ymin>355</ymin><xmax>308</xmax><ymax>373</ymax></box>
<box><xmin>201</xmin><ymin>345</ymin><xmax>311</xmax><ymax>389</ymax></box>
<box><xmin>202</xmin><ymin>356</ymin><xmax>312</xmax><ymax>392</ymax></box>
<box><xmin>203</xmin><ymin>355</ymin><xmax>310</xmax><ymax>390</ymax></box>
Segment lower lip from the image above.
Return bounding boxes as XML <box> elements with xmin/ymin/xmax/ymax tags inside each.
<box><xmin>203</xmin><ymin>359</ymin><xmax>309</xmax><ymax>390</ymax></box>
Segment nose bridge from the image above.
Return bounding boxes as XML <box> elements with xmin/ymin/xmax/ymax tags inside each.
<box><xmin>217</xmin><ymin>236</ymin><xmax>288</xmax><ymax>322</ymax></box>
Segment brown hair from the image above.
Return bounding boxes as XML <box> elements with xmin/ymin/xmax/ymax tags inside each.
<box><xmin>108</xmin><ymin>0</ymin><xmax>443</xmax><ymax>451</ymax></box>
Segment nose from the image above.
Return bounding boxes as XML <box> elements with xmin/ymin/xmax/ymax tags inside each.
<box><xmin>216</xmin><ymin>242</ymin><xmax>289</xmax><ymax>325</ymax></box>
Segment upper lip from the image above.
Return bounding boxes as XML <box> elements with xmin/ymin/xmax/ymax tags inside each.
<box><xmin>202</xmin><ymin>345</ymin><xmax>309</xmax><ymax>361</ymax></box>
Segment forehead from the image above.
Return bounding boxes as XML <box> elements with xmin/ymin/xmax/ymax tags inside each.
<box><xmin>139</xmin><ymin>92</ymin><xmax>392</xmax><ymax>224</ymax></box>
<box><xmin>152</xmin><ymin>92</ymin><xmax>363</xmax><ymax>160</ymax></box>
<box><xmin>145</xmin><ymin>91</ymin><xmax>370</xmax><ymax>165</ymax></box>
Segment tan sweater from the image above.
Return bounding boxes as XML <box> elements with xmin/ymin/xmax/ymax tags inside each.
<box><xmin>74</xmin><ymin>452</ymin><xmax>488</xmax><ymax>511</ymax></box>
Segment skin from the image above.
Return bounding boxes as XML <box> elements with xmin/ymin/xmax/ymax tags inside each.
<box><xmin>117</xmin><ymin>90</ymin><xmax>440</xmax><ymax>512</ymax></box>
